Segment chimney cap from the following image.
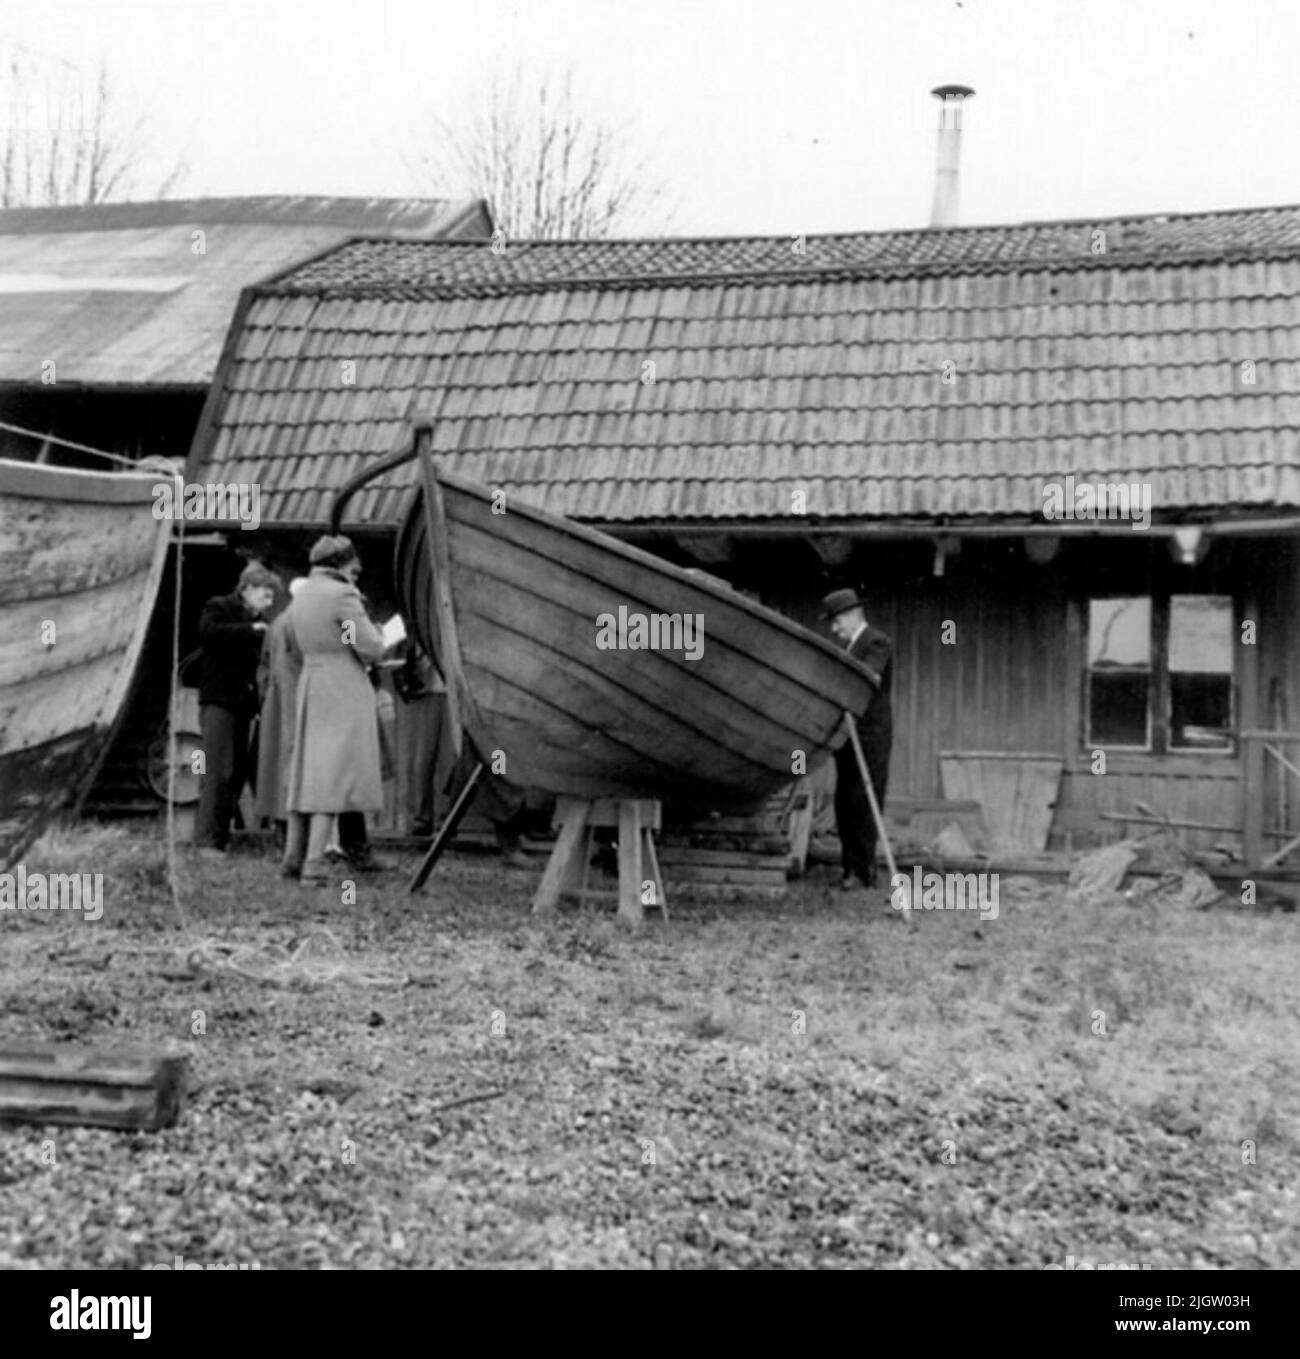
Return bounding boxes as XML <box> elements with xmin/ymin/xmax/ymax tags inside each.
<box><xmin>931</xmin><ymin>84</ymin><xmax>976</xmax><ymax>100</ymax></box>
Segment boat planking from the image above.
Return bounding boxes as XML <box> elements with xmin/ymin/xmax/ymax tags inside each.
<box><xmin>335</xmin><ymin>426</ymin><xmax>878</xmax><ymax>813</ymax></box>
<box><xmin>0</xmin><ymin>459</ymin><xmax>171</xmax><ymax>869</ymax></box>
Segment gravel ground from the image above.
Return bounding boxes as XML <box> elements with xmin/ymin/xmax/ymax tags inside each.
<box><xmin>1</xmin><ymin>827</ymin><xmax>1297</xmax><ymax>1270</ymax></box>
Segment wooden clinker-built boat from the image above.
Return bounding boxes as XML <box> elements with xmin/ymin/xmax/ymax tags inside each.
<box><xmin>335</xmin><ymin>426</ymin><xmax>877</xmax><ymax>813</ymax></box>
<box><xmin>0</xmin><ymin>459</ymin><xmax>171</xmax><ymax>869</ymax></box>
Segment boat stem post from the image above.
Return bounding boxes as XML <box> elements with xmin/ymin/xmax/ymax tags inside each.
<box><xmin>842</xmin><ymin>712</ymin><xmax>910</xmax><ymax>922</ymax></box>
<box><xmin>408</xmin><ymin>760</ymin><xmax>485</xmax><ymax>893</ymax></box>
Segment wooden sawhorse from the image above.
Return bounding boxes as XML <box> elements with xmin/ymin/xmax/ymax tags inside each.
<box><xmin>530</xmin><ymin>797</ymin><xmax>668</xmax><ymax>923</ymax></box>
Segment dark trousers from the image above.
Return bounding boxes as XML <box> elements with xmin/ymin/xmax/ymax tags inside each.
<box><xmin>834</xmin><ymin>727</ymin><xmax>891</xmax><ymax>881</ymax></box>
<box><xmin>195</xmin><ymin>704</ymin><xmax>252</xmax><ymax>849</ymax></box>
<box><xmin>338</xmin><ymin>811</ymin><xmax>368</xmax><ymax>853</ymax></box>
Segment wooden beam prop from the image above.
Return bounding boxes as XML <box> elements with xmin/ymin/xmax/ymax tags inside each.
<box><xmin>408</xmin><ymin>760</ymin><xmax>485</xmax><ymax>893</ymax></box>
<box><xmin>842</xmin><ymin>712</ymin><xmax>912</xmax><ymax>924</ymax></box>
<box><xmin>0</xmin><ymin>1043</ymin><xmax>187</xmax><ymax>1131</ymax></box>
<box><xmin>531</xmin><ymin>797</ymin><xmax>667</xmax><ymax>921</ymax></box>
<box><xmin>531</xmin><ymin>798</ymin><xmax>593</xmax><ymax>915</ymax></box>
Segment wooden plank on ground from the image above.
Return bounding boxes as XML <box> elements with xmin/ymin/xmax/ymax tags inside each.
<box><xmin>0</xmin><ymin>1043</ymin><xmax>187</xmax><ymax>1131</ymax></box>
<box><xmin>662</xmin><ymin>864</ymin><xmax>787</xmax><ymax>886</ymax></box>
<box><xmin>656</xmin><ymin>847</ymin><xmax>789</xmax><ymax>868</ymax></box>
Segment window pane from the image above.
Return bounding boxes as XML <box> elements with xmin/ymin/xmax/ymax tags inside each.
<box><xmin>1089</xmin><ymin>671</ymin><xmax>1150</xmax><ymax>747</ymax></box>
<box><xmin>1089</xmin><ymin>597</ymin><xmax>1151</xmax><ymax>667</ymax></box>
<box><xmin>1169</xmin><ymin>595</ymin><xmax>1233</xmax><ymax>673</ymax></box>
<box><xmin>1170</xmin><ymin>673</ymin><xmax>1232</xmax><ymax>748</ymax></box>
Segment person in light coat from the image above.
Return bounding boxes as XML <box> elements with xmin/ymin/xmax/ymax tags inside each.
<box><xmin>282</xmin><ymin>536</ymin><xmax>386</xmax><ymax>883</ymax></box>
<box><xmin>255</xmin><ymin>577</ymin><xmax>307</xmax><ymax>825</ymax></box>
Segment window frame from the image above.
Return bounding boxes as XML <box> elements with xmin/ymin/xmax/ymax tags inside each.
<box><xmin>1083</xmin><ymin>591</ymin><xmax>1236</xmax><ymax>757</ymax></box>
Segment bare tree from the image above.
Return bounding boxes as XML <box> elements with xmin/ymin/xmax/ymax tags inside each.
<box><xmin>409</xmin><ymin>68</ymin><xmax>668</xmax><ymax>239</ymax></box>
<box><xmin>0</xmin><ymin>49</ymin><xmax>188</xmax><ymax>208</ymax></box>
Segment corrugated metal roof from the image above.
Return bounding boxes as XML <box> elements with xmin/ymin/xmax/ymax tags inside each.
<box><xmin>190</xmin><ymin>204</ymin><xmax>1300</xmax><ymax>526</ymax></box>
<box><xmin>0</xmin><ymin>197</ymin><xmax>490</xmax><ymax>386</ymax></box>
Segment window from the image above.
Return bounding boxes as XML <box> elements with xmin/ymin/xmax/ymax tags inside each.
<box><xmin>1088</xmin><ymin>597</ymin><xmax>1152</xmax><ymax>748</ymax></box>
<box><xmin>1167</xmin><ymin>596</ymin><xmax>1233</xmax><ymax>750</ymax></box>
<box><xmin>1085</xmin><ymin>594</ymin><xmax>1233</xmax><ymax>753</ymax></box>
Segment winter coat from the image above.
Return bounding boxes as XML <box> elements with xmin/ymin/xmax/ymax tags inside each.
<box><xmin>196</xmin><ymin>591</ymin><xmax>265</xmax><ymax>715</ymax></box>
<box><xmin>846</xmin><ymin>623</ymin><xmax>894</xmax><ymax>755</ymax></box>
<box><xmin>284</xmin><ymin>568</ymin><xmax>386</xmax><ymax>814</ymax></box>
<box><xmin>254</xmin><ymin>608</ymin><xmax>302</xmax><ymax>821</ymax></box>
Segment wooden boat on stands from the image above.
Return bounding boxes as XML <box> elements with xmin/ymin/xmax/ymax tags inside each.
<box><xmin>332</xmin><ymin>425</ymin><xmax>877</xmax><ymax>814</ymax></box>
<box><xmin>0</xmin><ymin>459</ymin><xmax>171</xmax><ymax>869</ymax></box>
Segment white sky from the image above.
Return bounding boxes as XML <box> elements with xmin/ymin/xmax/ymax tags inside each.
<box><xmin>1</xmin><ymin>0</ymin><xmax>1296</xmax><ymax>236</ymax></box>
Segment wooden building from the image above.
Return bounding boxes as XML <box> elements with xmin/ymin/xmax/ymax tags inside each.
<box><xmin>187</xmin><ymin>206</ymin><xmax>1300</xmax><ymax>858</ymax></box>
<box><xmin>0</xmin><ymin>196</ymin><xmax>492</xmax><ymax>816</ymax></box>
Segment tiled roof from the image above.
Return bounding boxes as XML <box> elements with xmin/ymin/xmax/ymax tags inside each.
<box><xmin>0</xmin><ymin>197</ymin><xmax>491</xmax><ymax>386</ymax></box>
<box><xmin>190</xmin><ymin>204</ymin><xmax>1300</xmax><ymax>527</ymax></box>
<box><xmin>267</xmin><ymin>204</ymin><xmax>1300</xmax><ymax>296</ymax></box>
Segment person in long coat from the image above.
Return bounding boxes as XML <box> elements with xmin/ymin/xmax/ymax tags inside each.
<box><xmin>255</xmin><ymin>577</ymin><xmax>306</xmax><ymax>824</ymax></box>
<box><xmin>822</xmin><ymin>588</ymin><xmax>894</xmax><ymax>890</ymax></box>
<box><xmin>282</xmin><ymin>537</ymin><xmax>386</xmax><ymax>883</ymax></box>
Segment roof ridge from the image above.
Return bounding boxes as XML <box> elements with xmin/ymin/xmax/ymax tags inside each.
<box><xmin>257</xmin><ymin>203</ymin><xmax>1300</xmax><ymax>299</ymax></box>
<box><xmin>269</xmin><ymin>199</ymin><xmax>1300</xmax><ymax>252</ymax></box>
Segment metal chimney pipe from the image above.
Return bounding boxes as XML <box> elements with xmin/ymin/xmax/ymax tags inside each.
<box><xmin>929</xmin><ymin>84</ymin><xmax>975</xmax><ymax>227</ymax></box>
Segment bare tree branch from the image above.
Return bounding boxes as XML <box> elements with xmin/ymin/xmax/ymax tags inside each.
<box><xmin>407</xmin><ymin>66</ymin><xmax>670</xmax><ymax>240</ymax></box>
<box><xmin>0</xmin><ymin>53</ymin><xmax>189</xmax><ymax>207</ymax></box>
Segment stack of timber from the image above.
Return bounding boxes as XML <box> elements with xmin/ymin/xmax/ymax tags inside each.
<box><xmin>0</xmin><ymin>1042</ymin><xmax>187</xmax><ymax>1131</ymax></box>
<box><xmin>658</xmin><ymin>786</ymin><xmax>806</xmax><ymax>896</ymax></box>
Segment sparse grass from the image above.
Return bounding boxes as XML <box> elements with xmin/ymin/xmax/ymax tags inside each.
<box><xmin>0</xmin><ymin>829</ymin><xmax>1297</xmax><ymax>1268</ymax></box>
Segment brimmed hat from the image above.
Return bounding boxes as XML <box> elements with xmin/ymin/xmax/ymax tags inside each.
<box><xmin>309</xmin><ymin>534</ymin><xmax>357</xmax><ymax>568</ymax></box>
<box><xmin>820</xmin><ymin>587</ymin><xmax>866</xmax><ymax>620</ymax></box>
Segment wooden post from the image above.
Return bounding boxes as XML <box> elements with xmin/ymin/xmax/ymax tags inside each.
<box><xmin>0</xmin><ymin>1043</ymin><xmax>187</xmax><ymax>1131</ymax></box>
<box><xmin>786</xmin><ymin>778</ymin><xmax>814</xmax><ymax>877</ymax></box>
<box><xmin>1243</xmin><ymin>734</ymin><xmax>1264</xmax><ymax>873</ymax></box>
<box><xmin>617</xmin><ymin>800</ymin><xmax>645</xmax><ymax>924</ymax></box>
<box><xmin>531</xmin><ymin>798</ymin><xmax>592</xmax><ymax>914</ymax></box>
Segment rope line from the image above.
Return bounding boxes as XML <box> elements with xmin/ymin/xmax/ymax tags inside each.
<box><xmin>0</xmin><ymin>417</ymin><xmax>179</xmax><ymax>472</ymax></box>
<box><xmin>164</xmin><ymin>497</ymin><xmax>190</xmax><ymax>935</ymax></box>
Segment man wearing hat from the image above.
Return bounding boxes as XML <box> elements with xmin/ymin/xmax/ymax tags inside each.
<box><xmin>821</xmin><ymin>588</ymin><xmax>894</xmax><ymax>889</ymax></box>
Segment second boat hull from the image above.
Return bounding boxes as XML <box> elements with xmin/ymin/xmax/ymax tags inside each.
<box><xmin>0</xmin><ymin>459</ymin><xmax>170</xmax><ymax>869</ymax></box>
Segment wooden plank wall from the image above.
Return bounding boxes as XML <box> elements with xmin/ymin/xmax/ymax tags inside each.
<box><xmin>754</xmin><ymin>533</ymin><xmax>1296</xmax><ymax>853</ymax></box>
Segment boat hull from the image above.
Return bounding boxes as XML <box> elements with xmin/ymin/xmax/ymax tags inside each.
<box><xmin>395</xmin><ymin>447</ymin><xmax>876</xmax><ymax>812</ymax></box>
<box><xmin>0</xmin><ymin>460</ymin><xmax>170</xmax><ymax>869</ymax></box>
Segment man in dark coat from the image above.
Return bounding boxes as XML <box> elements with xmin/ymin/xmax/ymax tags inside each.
<box><xmin>822</xmin><ymin>588</ymin><xmax>894</xmax><ymax>889</ymax></box>
<box><xmin>193</xmin><ymin>563</ymin><xmax>278</xmax><ymax>851</ymax></box>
